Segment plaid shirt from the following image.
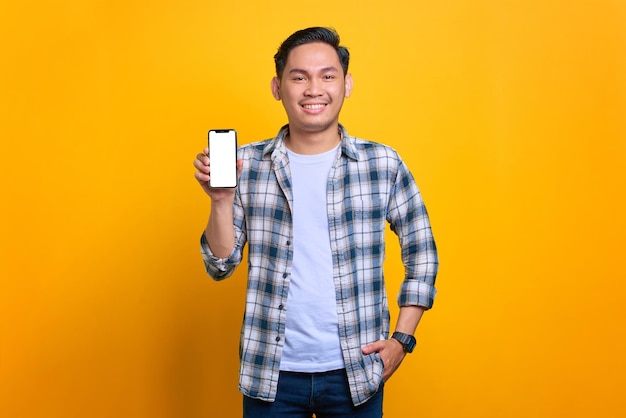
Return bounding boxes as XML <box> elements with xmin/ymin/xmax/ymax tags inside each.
<box><xmin>200</xmin><ymin>124</ymin><xmax>438</xmax><ymax>406</ymax></box>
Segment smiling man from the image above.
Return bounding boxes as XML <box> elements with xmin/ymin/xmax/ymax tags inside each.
<box><xmin>194</xmin><ymin>27</ymin><xmax>439</xmax><ymax>417</ymax></box>
<box><xmin>270</xmin><ymin>39</ymin><xmax>352</xmax><ymax>154</ymax></box>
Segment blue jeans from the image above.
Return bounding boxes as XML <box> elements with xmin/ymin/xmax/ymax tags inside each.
<box><xmin>242</xmin><ymin>369</ymin><xmax>383</xmax><ymax>418</ymax></box>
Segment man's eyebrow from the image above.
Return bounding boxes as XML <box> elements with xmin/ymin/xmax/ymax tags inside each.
<box><xmin>288</xmin><ymin>66</ymin><xmax>340</xmax><ymax>75</ymax></box>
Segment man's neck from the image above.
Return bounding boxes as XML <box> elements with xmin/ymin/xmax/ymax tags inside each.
<box><xmin>284</xmin><ymin>125</ymin><xmax>342</xmax><ymax>155</ymax></box>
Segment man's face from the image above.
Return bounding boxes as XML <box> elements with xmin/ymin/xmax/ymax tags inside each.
<box><xmin>271</xmin><ymin>42</ymin><xmax>353</xmax><ymax>137</ymax></box>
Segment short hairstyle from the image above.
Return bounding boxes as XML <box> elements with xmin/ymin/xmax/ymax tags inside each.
<box><xmin>273</xmin><ymin>27</ymin><xmax>350</xmax><ymax>78</ymax></box>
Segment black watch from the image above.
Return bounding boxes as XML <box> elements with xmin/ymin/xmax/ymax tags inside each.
<box><xmin>391</xmin><ymin>332</ymin><xmax>417</xmax><ymax>353</ymax></box>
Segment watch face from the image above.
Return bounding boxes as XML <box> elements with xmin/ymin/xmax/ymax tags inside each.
<box><xmin>405</xmin><ymin>337</ymin><xmax>416</xmax><ymax>353</ymax></box>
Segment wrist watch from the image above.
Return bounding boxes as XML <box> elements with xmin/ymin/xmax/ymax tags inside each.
<box><xmin>391</xmin><ymin>331</ymin><xmax>417</xmax><ymax>353</ymax></box>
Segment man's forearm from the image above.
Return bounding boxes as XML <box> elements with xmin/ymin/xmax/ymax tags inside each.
<box><xmin>205</xmin><ymin>199</ymin><xmax>235</xmax><ymax>258</ymax></box>
<box><xmin>394</xmin><ymin>305</ymin><xmax>425</xmax><ymax>335</ymax></box>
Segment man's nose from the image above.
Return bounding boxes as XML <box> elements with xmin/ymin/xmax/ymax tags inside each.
<box><xmin>305</xmin><ymin>79</ymin><xmax>323</xmax><ymax>96</ymax></box>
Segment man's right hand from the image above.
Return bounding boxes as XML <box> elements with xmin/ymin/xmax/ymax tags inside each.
<box><xmin>193</xmin><ymin>147</ymin><xmax>242</xmax><ymax>201</ymax></box>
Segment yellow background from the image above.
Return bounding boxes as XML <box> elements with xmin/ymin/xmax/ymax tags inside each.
<box><xmin>1</xmin><ymin>0</ymin><xmax>625</xmax><ymax>417</ymax></box>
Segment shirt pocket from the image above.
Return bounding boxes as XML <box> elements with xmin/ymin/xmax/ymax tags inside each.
<box><xmin>349</xmin><ymin>195</ymin><xmax>385</xmax><ymax>248</ymax></box>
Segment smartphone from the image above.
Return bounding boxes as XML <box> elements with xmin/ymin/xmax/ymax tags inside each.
<box><xmin>208</xmin><ymin>129</ymin><xmax>238</xmax><ymax>188</ymax></box>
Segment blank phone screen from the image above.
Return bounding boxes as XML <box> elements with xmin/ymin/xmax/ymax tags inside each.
<box><xmin>208</xmin><ymin>129</ymin><xmax>237</xmax><ymax>188</ymax></box>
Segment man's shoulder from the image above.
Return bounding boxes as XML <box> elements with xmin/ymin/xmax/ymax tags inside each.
<box><xmin>348</xmin><ymin>136</ymin><xmax>401</xmax><ymax>160</ymax></box>
<box><xmin>240</xmin><ymin>138</ymin><xmax>274</xmax><ymax>150</ymax></box>
<box><xmin>237</xmin><ymin>138</ymin><xmax>275</xmax><ymax>157</ymax></box>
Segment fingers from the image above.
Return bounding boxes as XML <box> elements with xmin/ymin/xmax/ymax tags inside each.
<box><xmin>194</xmin><ymin>150</ymin><xmax>243</xmax><ymax>192</ymax></box>
<box><xmin>195</xmin><ymin>151</ymin><xmax>209</xmax><ymax>166</ymax></box>
<box><xmin>194</xmin><ymin>152</ymin><xmax>210</xmax><ymax>172</ymax></box>
<box><xmin>194</xmin><ymin>151</ymin><xmax>211</xmax><ymax>186</ymax></box>
<box><xmin>194</xmin><ymin>169</ymin><xmax>209</xmax><ymax>184</ymax></box>
<box><xmin>361</xmin><ymin>340</ymin><xmax>384</xmax><ymax>355</ymax></box>
<box><xmin>361</xmin><ymin>340</ymin><xmax>404</xmax><ymax>382</ymax></box>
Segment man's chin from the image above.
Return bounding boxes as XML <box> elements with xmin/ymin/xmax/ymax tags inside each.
<box><xmin>291</xmin><ymin>120</ymin><xmax>338</xmax><ymax>135</ymax></box>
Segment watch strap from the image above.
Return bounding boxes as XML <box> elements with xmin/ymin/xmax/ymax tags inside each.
<box><xmin>391</xmin><ymin>331</ymin><xmax>417</xmax><ymax>353</ymax></box>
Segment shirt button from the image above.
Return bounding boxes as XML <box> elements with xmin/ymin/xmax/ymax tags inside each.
<box><xmin>286</xmin><ymin>240</ymin><xmax>291</xmax><ymax>246</ymax></box>
<box><xmin>278</xmin><ymin>304</ymin><xmax>284</xmax><ymax>310</ymax></box>
<box><xmin>275</xmin><ymin>336</ymin><xmax>281</xmax><ymax>342</ymax></box>
<box><xmin>283</xmin><ymin>273</ymin><xmax>288</xmax><ymax>278</ymax></box>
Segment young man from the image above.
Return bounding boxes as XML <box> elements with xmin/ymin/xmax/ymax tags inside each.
<box><xmin>193</xmin><ymin>27</ymin><xmax>438</xmax><ymax>417</ymax></box>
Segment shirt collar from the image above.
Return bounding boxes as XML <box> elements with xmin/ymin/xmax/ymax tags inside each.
<box><xmin>262</xmin><ymin>123</ymin><xmax>360</xmax><ymax>161</ymax></box>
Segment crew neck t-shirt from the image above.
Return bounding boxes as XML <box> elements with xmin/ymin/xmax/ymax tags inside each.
<box><xmin>279</xmin><ymin>145</ymin><xmax>345</xmax><ymax>372</ymax></box>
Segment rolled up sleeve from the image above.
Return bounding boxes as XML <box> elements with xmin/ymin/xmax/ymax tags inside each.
<box><xmin>388</xmin><ymin>158</ymin><xmax>439</xmax><ymax>309</ymax></box>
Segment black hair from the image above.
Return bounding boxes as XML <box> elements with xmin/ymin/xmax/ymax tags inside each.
<box><xmin>273</xmin><ymin>27</ymin><xmax>350</xmax><ymax>78</ymax></box>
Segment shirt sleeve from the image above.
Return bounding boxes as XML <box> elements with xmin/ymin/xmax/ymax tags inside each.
<box><xmin>387</xmin><ymin>154</ymin><xmax>439</xmax><ymax>309</ymax></box>
<box><xmin>199</xmin><ymin>189</ymin><xmax>246</xmax><ymax>281</ymax></box>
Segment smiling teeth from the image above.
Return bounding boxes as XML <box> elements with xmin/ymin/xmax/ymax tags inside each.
<box><xmin>303</xmin><ymin>104</ymin><xmax>325</xmax><ymax>109</ymax></box>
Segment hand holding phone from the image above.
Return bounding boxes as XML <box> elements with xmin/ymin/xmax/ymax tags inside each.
<box><xmin>208</xmin><ymin>129</ymin><xmax>238</xmax><ymax>188</ymax></box>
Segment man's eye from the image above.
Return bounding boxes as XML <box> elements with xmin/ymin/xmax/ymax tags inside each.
<box><xmin>293</xmin><ymin>76</ymin><xmax>305</xmax><ymax>81</ymax></box>
<box><xmin>323</xmin><ymin>75</ymin><xmax>335</xmax><ymax>80</ymax></box>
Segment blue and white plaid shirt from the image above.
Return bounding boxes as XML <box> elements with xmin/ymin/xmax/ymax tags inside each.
<box><xmin>201</xmin><ymin>124</ymin><xmax>438</xmax><ymax>406</ymax></box>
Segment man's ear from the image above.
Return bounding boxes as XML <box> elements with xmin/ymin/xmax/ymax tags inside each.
<box><xmin>344</xmin><ymin>73</ymin><xmax>354</xmax><ymax>98</ymax></box>
<box><xmin>271</xmin><ymin>77</ymin><xmax>281</xmax><ymax>100</ymax></box>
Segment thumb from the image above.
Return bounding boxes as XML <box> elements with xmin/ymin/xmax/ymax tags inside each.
<box><xmin>361</xmin><ymin>340</ymin><xmax>384</xmax><ymax>355</ymax></box>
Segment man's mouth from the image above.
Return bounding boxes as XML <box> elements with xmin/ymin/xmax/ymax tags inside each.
<box><xmin>302</xmin><ymin>104</ymin><xmax>326</xmax><ymax>110</ymax></box>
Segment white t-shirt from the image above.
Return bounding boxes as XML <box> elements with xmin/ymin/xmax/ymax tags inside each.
<box><xmin>279</xmin><ymin>145</ymin><xmax>345</xmax><ymax>372</ymax></box>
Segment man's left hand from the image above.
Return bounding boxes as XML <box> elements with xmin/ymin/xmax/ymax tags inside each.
<box><xmin>361</xmin><ymin>338</ymin><xmax>406</xmax><ymax>381</ymax></box>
